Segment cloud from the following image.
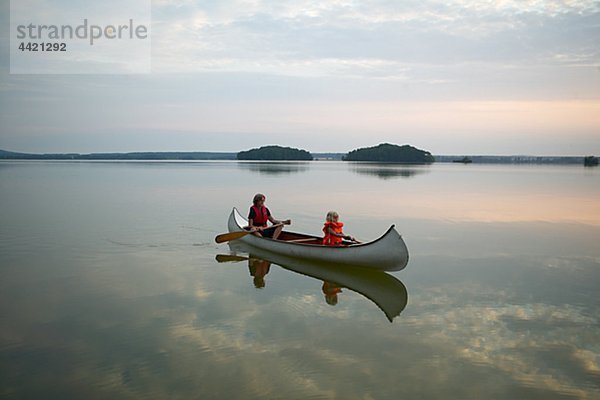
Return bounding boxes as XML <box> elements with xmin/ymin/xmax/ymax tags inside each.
<box><xmin>149</xmin><ymin>0</ymin><xmax>600</xmax><ymax>75</ymax></box>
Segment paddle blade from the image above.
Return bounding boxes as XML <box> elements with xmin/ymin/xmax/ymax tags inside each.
<box><xmin>215</xmin><ymin>230</ymin><xmax>250</xmax><ymax>243</ymax></box>
<box><xmin>215</xmin><ymin>254</ymin><xmax>249</xmax><ymax>263</ymax></box>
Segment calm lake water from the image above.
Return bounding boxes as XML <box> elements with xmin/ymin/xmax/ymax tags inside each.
<box><xmin>1</xmin><ymin>161</ymin><xmax>599</xmax><ymax>399</ymax></box>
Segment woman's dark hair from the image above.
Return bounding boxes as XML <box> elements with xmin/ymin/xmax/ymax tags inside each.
<box><xmin>253</xmin><ymin>193</ymin><xmax>265</xmax><ymax>205</ymax></box>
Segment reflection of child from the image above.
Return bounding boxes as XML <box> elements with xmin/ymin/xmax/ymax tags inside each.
<box><xmin>322</xmin><ymin>281</ymin><xmax>343</xmax><ymax>306</ymax></box>
<box><xmin>322</xmin><ymin>211</ymin><xmax>355</xmax><ymax>246</ymax></box>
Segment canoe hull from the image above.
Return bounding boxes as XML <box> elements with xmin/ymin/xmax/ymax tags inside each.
<box><xmin>227</xmin><ymin>208</ymin><xmax>409</xmax><ymax>271</ymax></box>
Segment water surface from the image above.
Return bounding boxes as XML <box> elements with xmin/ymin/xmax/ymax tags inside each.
<box><xmin>1</xmin><ymin>161</ymin><xmax>599</xmax><ymax>399</ymax></box>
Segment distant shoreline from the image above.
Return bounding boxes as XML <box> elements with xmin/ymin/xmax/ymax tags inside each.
<box><xmin>0</xmin><ymin>149</ymin><xmax>589</xmax><ymax>165</ymax></box>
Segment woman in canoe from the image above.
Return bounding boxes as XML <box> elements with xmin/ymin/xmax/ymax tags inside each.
<box><xmin>247</xmin><ymin>193</ymin><xmax>291</xmax><ymax>240</ymax></box>
<box><xmin>323</xmin><ymin>211</ymin><xmax>356</xmax><ymax>246</ymax></box>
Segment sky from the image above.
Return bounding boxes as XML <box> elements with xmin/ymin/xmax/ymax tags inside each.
<box><xmin>0</xmin><ymin>0</ymin><xmax>599</xmax><ymax>155</ymax></box>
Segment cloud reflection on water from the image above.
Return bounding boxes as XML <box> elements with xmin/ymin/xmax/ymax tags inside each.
<box><xmin>1</xmin><ymin>246</ymin><xmax>599</xmax><ymax>399</ymax></box>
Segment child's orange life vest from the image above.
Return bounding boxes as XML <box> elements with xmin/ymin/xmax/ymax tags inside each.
<box><xmin>322</xmin><ymin>281</ymin><xmax>342</xmax><ymax>295</ymax></box>
<box><xmin>323</xmin><ymin>221</ymin><xmax>344</xmax><ymax>246</ymax></box>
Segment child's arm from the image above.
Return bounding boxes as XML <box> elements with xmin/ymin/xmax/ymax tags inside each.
<box><xmin>327</xmin><ymin>227</ymin><xmax>352</xmax><ymax>239</ymax></box>
<box><xmin>329</xmin><ymin>227</ymin><xmax>357</xmax><ymax>241</ymax></box>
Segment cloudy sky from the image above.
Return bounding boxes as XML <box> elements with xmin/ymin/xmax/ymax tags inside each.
<box><xmin>0</xmin><ymin>0</ymin><xmax>599</xmax><ymax>155</ymax></box>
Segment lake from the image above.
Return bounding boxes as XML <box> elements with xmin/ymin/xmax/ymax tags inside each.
<box><xmin>0</xmin><ymin>161</ymin><xmax>599</xmax><ymax>399</ymax></box>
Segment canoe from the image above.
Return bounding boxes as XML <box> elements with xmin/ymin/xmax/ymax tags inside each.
<box><xmin>227</xmin><ymin>208</ymin><xmax>409</xmax><ymax>271</ymax></box>
<box><xmin>223</xmin><ymin>242</ymin><xmax>408</xmax><ymax>321</ymax></box>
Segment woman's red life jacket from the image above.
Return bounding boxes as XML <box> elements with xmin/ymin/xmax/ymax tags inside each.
<box><xmin>251</xmin><ymin>205</ymin><xmax>269</xmax><ymax>227</ymax></box>
<box><xmin>323</xmin><ymin>221</ymin><xmax>344</xmax><ymax>246</ymax></box>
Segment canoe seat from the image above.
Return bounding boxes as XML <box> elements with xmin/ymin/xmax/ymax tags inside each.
<box><xmin>286</xmin><ymin>238</ymin><xmax>318</xmax><ymax>243</ymax></box>
<box><xmin>277</xmin><ymin>231</ymin><xmax>323</xmax><ymax>245</ymax></box>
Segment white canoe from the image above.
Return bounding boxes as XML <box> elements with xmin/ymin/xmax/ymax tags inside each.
<box><xmin>227</xmin><ymin>208</ymin><xmax>409</xmax><ymax>271</ymax></box>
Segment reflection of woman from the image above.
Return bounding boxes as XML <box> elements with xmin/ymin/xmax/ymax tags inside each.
<box><xmin>322</xmin><ymin>281</ymin><xmax>343</xmax><ymax>306</ymax></box>
<box><xmin>248</xmin><ymin>258</ymin><xmax>271</xmax><ymax>288</ymax></box>
<box><xmin>247</xmin><ymin>193</ymin><xmax>291</xmax><ymax>240</ymax></box>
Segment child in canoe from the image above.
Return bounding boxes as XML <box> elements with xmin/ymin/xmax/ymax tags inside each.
<box><xmin>322</xmin><ymin>281</ymin><xmax>343</xmax><ymax>305</ymax></box>
<box><xmin>322</xmin><ymin>211</ymin><xmax>356</xmax><ymax>246</ymax></box>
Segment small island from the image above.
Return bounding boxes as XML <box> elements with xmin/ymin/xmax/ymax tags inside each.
<box><xmin>343</xmin><ymin>143</ymin><xmax>434</xmax><ymax>163</ymax></box>
<box><xmin>453</xmin><ymin>156</ymin><xmax>473</xmax><ymax>164</ymax></box>
<box><xmin>237</xmin><ymin>145</ymin><xmax>313</xmax><ymax>161</ymax></box>
<box><xmin>584</xmin><ymin>156</ymin><xmax>598</xmax><ymax>167</ymax></box>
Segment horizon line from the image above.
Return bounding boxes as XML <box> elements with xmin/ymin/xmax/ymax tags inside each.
<box><xmin>0</xmin><ymin>148</ymin><xmax>595</xmax><ymax>159</ymax></box>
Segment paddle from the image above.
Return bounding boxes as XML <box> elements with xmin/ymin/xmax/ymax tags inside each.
<box><xmin>343</xmin><ymin>236</ymin><xmax>362</xmax><ymax>244</ymax></box>
<box><xmin>214</xmin><ymin>223</ymin><xmax>284</xmax><ymax>244</ymax></box>
<box><xmin>215</xmin><ymin>254</ymin><xmax>249</xmax><ymax>263</ymax></box>
<box><xmin>214</xmin><ymin>230</ymin><xmax>251</xmax><ymax>244</ymax></box>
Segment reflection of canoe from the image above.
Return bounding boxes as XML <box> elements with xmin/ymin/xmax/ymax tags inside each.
<box><xmin>227</xmin><ymin>242</ymin><xmax>409</xmax><ymax>321</ymax></box>
<box><xmin>227</xmin><ymin>208</ymin><xmax>409</xmax><ymax>271</ymax></box>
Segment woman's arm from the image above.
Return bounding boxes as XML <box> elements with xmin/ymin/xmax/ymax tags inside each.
<box><xmin>248</xmin><ymin>219</ymin><xmax>262</xmax><ymax>231</ymax></box>
<box><xmin>269</xmin><ymin>215</ymin><xmax>291</xmax><ymax>225</ymax></box>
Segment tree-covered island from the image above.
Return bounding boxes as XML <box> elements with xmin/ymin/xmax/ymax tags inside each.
<box><xmin>343</xmin><ymin>143</ymin><xmax>435</xmax><ymax>163</ymax></box>
<box><xmin>237</xmin><ymin>145</ymin><xmax>313</xmax><ymax>161</ymax></box>
<box><xmin>584</xmin><ymin>156</ymin><xmax>598</xmax><ymax>167</ymax></box>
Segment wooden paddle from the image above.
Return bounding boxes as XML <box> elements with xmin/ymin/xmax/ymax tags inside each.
<box><xmin>214</xmin><ymin>223</ymin><xmax>284</xmax><ymax>244</ymax></box>
<box><xmin>215</xmin><ymin>254</ymin><xmax>249</xmax><ymax>263</ymax></box>
<box><xmin>343</xmin><ymin>237</ymin><xmax>362</xmax><ymax>245</ymax></box>
<box><xmin>214</xmin><ymin>230</ymin><xmax>251</xmax><ymax>244</ymax></box>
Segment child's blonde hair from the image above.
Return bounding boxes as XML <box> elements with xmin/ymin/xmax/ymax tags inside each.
<box><xmin>326</xmin><ymin>211</ymin><xmax>339</xmax><ymax>222</ymax></box>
